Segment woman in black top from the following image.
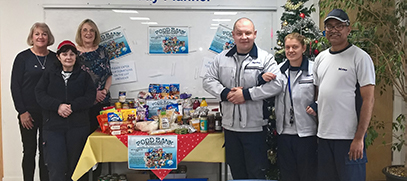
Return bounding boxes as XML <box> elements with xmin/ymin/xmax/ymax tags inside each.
<box><xmin>10</xmin><ymin>22</ymin><xmax>57</xmax><ymax>181</ymax></box>
<box><xmin>35</xmin><ymin>40</ymin><xmax>96</xmax><ymax>180</ymax></box>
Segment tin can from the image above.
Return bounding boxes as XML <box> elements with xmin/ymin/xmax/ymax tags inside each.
<box><xmin>119</xmin><ymin>91</ymin><xmax>126</xmax><ymax>103</ymax></box>
<box><xmin>114</xmin><ymin>102</ymin><xmax>122</xmax><ymax>109</ymax></box>
<box><xmin>200</xmin><ymin>117</ymin><xmax>208</xmax><ymax>133</ymax></box>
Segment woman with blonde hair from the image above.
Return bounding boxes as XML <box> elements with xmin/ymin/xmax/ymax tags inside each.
<box><xmin>75</xmin><ymin>19</ymin><xmax>112</xmax><ymax>134</ymax></box>
<box><xmin>11</xmin><ymin>22</ymin><xmax>58</xmax><ymax>181</ymax></box>
<box><xmin>261</xmin><ymin>32</ymin><xmax>318</xmax><ymax>181</ymax></box>
<box><xmin>75</xmin><ymin>18</ymin><xmax>111</xmax><ymax>181</ymax></box>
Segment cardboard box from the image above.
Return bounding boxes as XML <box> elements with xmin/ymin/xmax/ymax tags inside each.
<box><xmin>164</xmin><ymin>173</ymin><xmax>187</xmax><ymax>179</ymax></box>
<box><xmin>127</xmin><ymin>173</ymin><xmax>151</xmax><ymax>181</ymax></box>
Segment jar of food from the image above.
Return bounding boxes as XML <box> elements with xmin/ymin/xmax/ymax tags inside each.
<box><xmin>207</xmin><ymin>114</ymin><xmax>215</xmax><ymax>133</ymax></box>
<box><xmin>122</xmin><ymin>102</ymin><xmax>129</xmax><ymax>109</ymax></box>
<box><xmin>119</xmin><ymin>91</ymin><xmax>126</xmax><ymax>103</ymax></box>
<box><xmin>128</xmin><ymin>101</ymin><xmax>134</xmax><ymax>108</ymax></box>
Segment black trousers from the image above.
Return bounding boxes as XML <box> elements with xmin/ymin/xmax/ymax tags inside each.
<box><xmin>18</xmin><ymin>111</ymin><xmax>49</xmax><ymax>181</ymax></box>
<box><xmin>277</xmin><ymin>134</ymin><xmax>317</xmax><ymax>181</ymax></box>
<box><xmin>224</xmin><ymin>127</ymin><xmax>270</xmax><ymax>179</ymax></box>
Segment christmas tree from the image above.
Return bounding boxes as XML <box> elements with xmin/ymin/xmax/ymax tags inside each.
<box><xmin>274</xmin><ymin>0</ymin><xmax>328</xmax><ymax>63</ymax></box>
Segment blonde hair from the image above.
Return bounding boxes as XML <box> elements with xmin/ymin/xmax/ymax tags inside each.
<box><xmin>27</xmin><ymin>22</ymin><xmax>55</xmax><ymax>46</ymax></box>
<box><xmin>75</xmin><ymin>19</ymin><xmax>101</xmax><ymax>46</ymax></box>
<box><xmin>284</xmin><ymin>32</ymin><xmax>306</xmax><ymax>46</ymax></box>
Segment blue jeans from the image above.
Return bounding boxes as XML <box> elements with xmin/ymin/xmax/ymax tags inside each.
<box><xmin>43</xmin><ymin>126</ymin><xmax>89</xmax><ymax>181</ymax></box>
<box><xmin>317</xmin><ymin>138</ymin><xmax>367</xmax><ymax>181</ymax></box>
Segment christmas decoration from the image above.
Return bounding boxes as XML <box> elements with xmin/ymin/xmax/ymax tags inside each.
<box><xmin>314</xmin><ymin>49</ymin><xmax>319</xmax><ymax>55</ymax></box>
<box><xmin>273</xmin><ymin>0</ymin><xmax>329</xmax><ymax>63</ymax></box>
<box><xmin>285</xmin><ymin>1</ymin><xmax>303</xmax><ymax>10</ymax></box>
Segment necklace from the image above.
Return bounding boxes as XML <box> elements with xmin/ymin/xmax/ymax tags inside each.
<box><xmin>35</xmin><ymin>54</ymin><xmax>47</xmax><ymax>70</ymax></box>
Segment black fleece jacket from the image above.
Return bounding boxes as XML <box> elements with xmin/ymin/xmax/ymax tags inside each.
<box><xmin>35</xmin><ymin>64</ymin><xmax>96</xmax><ymax>130</ymax></box>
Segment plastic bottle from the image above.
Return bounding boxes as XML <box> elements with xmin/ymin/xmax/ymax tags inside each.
<box><xmin>192</xmin><ymin>97</ymin><xmax>200</xmax><ymax>110</ymax></box>
<box><xmin>200</xmin><ymin>97</ymin><xmax>208</xmax><ymax>107</ymax></box>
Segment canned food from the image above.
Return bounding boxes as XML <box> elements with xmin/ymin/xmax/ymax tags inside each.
<box><xmin>115</xmin><ymin>102</ymin><xmax>122</xmax><ymax>109</ymax></box>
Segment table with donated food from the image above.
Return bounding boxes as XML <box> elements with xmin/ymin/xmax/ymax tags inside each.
<box><xmin>71</xmin><ymin>130</ymin><xmax>225</xmax><ymax>181</ymax></box>
<box><xmin>71</xmin><ymin>88</ymin><xmax>225</xmax><ymax>180</ymax></box>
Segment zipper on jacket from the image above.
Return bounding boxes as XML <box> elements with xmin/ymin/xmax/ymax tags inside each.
<box><xmin>234</xmin><ymin>55</ymin><xmax>248</xmax><ymax>123</ymax></box>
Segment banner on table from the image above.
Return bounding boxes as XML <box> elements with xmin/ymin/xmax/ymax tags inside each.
<box><xmin>149</xmin><ymin>26</ymin><xmax>189</xmax><ymax>54</ymax></box>
<box><xmin>209</xmin><ymin>24</ymin><xmax>235</xmax><ymax>54</ymax></box>
<box><xmin>128</xmin><ymin>135</ymin><xmax>178</xmax><ymax>170</ymax></box>
<box><xmin>100</xmin><ymin>26</ymin><xmax>132</xmax><ymax>60</ymax></box>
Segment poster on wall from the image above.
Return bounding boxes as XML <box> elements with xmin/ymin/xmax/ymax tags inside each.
<box><xmin>209</xmin><ymin>25</ymin><xmax>235</xmax><ymax>54</ymax></box>
<box><xmin>128</xmin><ymin>135</ymin><xmax>178</xmax><ymax>170</ymax></box>
<box><xmin>110</xmin><ymin>61</ymin><xmax>138</xmax><ymax>85</ymax></box>
<box><xmin>149</xmin><ymin>26</ymin><xmax>189</xmax><ymax>54</ymax></box>
<box><xmin>100</xmin><ymin>26</ymin><xmax>132</xmax><ymax>60</ymax></box>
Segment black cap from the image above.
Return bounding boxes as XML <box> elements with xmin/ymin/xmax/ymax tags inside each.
<box><xmin>324</xmin><ymin>9</ymin><xmax>350</xmax><ymax>25</ymax></box>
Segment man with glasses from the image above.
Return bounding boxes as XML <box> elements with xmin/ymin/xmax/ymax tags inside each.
<box><xmin>313</xmin><ymin>9</ymin><xmax>375</xmax><ymax>181</ymax></box>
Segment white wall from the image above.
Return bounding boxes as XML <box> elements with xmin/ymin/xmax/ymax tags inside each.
<box><xmin>0</xmin><ymin>1</ymin><xmax>46</xmax><ymax>180</ymax></box>
<box><xmin>0</xmin><ymin>0</ymin><xmax>319</xmax><ymax>180</ymax></box>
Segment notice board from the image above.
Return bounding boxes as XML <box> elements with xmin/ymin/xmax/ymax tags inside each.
<box><xmin>44</xmin><ymin>7</ymin><xmax>275</xmax><ymax>99</ymax></box>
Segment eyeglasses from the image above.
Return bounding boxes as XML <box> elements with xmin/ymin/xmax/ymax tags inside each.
<box><xmin>324</xmin><ymin>23</ymin><xmax>348</xmax><ymax>31</ymax></box>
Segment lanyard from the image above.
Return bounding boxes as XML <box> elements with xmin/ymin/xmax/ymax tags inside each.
<box><xmin>287</xmin><ymin>69</ymin><xmax>299</xmax><ymax>124</ymax></box>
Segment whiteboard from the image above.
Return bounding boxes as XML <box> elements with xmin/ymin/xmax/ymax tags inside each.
<box><xmin>44</xmin><ymin>8</ymin><xmax>274</xmax><ymax>99</ymax></box>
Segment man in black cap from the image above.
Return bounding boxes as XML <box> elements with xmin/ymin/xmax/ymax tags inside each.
<box><xmin>313</xmin><ymin>9</ymin><xmax>376</xmax><ymax>181</ymax></box>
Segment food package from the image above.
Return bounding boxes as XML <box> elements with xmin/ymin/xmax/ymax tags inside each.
<box><xmin>149</xmin><ymin>128</ymin><xmax>175</xmax><ymax>135</ymax></box>
<box><xmin>189</xmin><ymin>118</ymin><xmax>200</xmax><ymax>131</ymax></box>
<box><xmin>136</xmin><ymin>120</ymin><xmax>159</xmax><ymax>132</ymax></box>
<box><xmin>97</xmin><ymin>114</ymin><xmax>109</xmax><ymax>133</ymax></box>
<box><xmin>121</xmin><ymin>109</ymin><xmax>137</xmax><ymax>122</ymax></box>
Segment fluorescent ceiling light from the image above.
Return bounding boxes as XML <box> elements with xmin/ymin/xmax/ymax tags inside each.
<box><xmin>130</xmin><ymin>17</ymin><xmax>150</xmax><ymax>20</ymax></box>
<box><xmin>211</xmin><ymin>24</ymin><xmax>219</xmax><ymax>26</ymax></box>
<box><xmin>214</xmin><ymin>12</ymin><xmax>238</xmax><ymax>15</ymax></box>
<box><xmin>141</xmin><ymin>22</ymin><xmax>158</xmax><ymax>25</ymax></box>
<box><xmin>112</xmin><ymin>9</ymin><xmax>138</xmax><ymax>13</ymax></box>
<box><xmin>212</xmin><ymin>19</ymin><xmax>231</xmax><ymax>22</ymax></box>
<box><xmin>210</xmin><ymin>27</ymin><xmax>218</xmax><ymax>29</ymax></box>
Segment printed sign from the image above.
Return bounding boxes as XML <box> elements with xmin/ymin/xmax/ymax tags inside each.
<box><xmin>149</xmin><ymin>26</ymin><xmax>189</xmax><ymax>54</ymax></box>
<box><xmin>209</xmin><ymin>24</ymin><xmax>235</xmax><ymax>53</ymax></box>
<box><xmin>100</xmin><ymin>26</ymin><xmax>132</xmax><ymax>60</ymax></box>
<box><xmin>128</xmin><ymin>135</ymin><xmax>178</xmax><ymax>170</ymax></box>
<box><xmin>111</xmin><ymin>61</ymin><xmax>138</xmax><ymax>84</ymax></box>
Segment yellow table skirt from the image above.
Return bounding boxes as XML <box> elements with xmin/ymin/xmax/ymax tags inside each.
<box><xmin>72</xmin><ymin>131</ymin><xmax>225</xmax><ymax>181</ymax></box>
